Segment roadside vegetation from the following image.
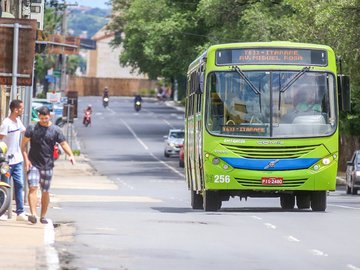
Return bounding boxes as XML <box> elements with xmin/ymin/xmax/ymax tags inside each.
<box><xmin>109</xmin><ymin>0</ymin><xmax>360</xmax><ymax>135</ymax></box>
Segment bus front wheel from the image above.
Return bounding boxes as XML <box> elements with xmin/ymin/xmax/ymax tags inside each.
<box><xmin>203</xmin><ymin>190</ymin><xmax>221</xmax><ymax>212</ymax></box>
<box><xmin>311</xmin><ymin>191</ymin><xmax>327</xmax><ymax>211</ymax></box>
<box><xmin>191</xmin><ymin>190</ymin><xmax>203</xmax><ymax>210</ymax></box>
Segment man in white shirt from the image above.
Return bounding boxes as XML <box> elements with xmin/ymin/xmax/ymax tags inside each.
<box><xmin>0</xmin><ymin>100</ymin><xmax>27</xmax><ymax>221</ymax></box>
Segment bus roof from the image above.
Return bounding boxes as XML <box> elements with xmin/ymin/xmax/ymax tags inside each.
<box><xmin>188</xmin><ymin>41</ymin><xmax>335</xmax><ymax>71</ymax></box>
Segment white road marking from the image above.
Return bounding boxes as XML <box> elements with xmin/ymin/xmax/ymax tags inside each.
<box><xmin>55</xmin><ymin>194</ymin><xmax>162</xmax><ymax>203</ymax></box>
<box><xmin>121</xmin><ymin>119</ymin><xmax>149</xmax><ymax>150</ymax></box>
<box><xmin>149</xmin><ymin>179</ymin><xmax>184</xmax><ymax>184</ymax></box>
<box><xmin>117</xmin><ymin>177</ymin><xmax>135</xmax><ymax>190</ymax></box>
<box><xmin>44</xmin><ymin>219</ymin><xmax>60</xmax><ymax>270</ymax></box>
<box><xmin>328</xmin><ymin>204</ymin><xmax>360</xmax><ymax>210</ymax></box>
<box><xmin>287</xmin><ymin>235</ymin><xmax>300</xmax><ymax>242</ymax></box>
<box><xmin>251</xmin><ymin>216</ymin><xmax>262</xmax><ymax>220</ymax></box>
<box><xmin>150</xmin><ymin>153</ymin><xmax>185</xmax><ymax>178</ymax></box>
<box><xmin>119</xmin><ymin>116</ymin><xmax>184</xmax><ymax>178</ymax></box>
<box><xmin>347</xmin><ymin>264</ymin><xmax>360</xmax><ymax>270</ymax></box>
<box><xmin>310</xmin><ymin>249</ymin><xmax>328</xmax><ymax>257</ymax></box>
<box><xmin>162</xmin><ymin>119</ymin><xmax>174</xmax><ymax>128</ymax></box>
<box><xmin>264</xmin><ymin>223</ymin><xmax>276</xmax><ymax>229</ymax></box>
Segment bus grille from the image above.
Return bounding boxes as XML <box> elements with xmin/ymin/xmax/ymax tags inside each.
<box><xmin>221</xmin><ymin>144</ymin><xmax>321</xmax><ymax>159</ymax></box>
<box><xmin>235</xmin><ymin>178</ymin><xmax>307</xmax><ymax>188</ymax></box>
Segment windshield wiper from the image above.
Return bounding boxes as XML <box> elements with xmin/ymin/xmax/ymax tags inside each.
<box><xmin>232</xmin><ymin>65</ymin><xmax>262</xmax><ymax>111</ymax></box>
<box><xmin>278</xmin><ymin>66</ymin><xmax>311</xmax><ymax>110</ymax></box>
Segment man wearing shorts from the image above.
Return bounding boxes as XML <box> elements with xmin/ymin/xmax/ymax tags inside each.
<box><xmin>21</xmin><ymin>106</ymin><xmax>75</xmax><ymax>224</ymax></box>
<box><xmin>0</xmin><ymin>100</ymin><xmax>27</xmax><ymax>221</ymax></box>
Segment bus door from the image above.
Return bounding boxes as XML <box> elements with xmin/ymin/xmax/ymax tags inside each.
<box><xmin>187</xmin><ymin>92</ymin><xmax>197</xmax><ymax>190</ymax></box>
<box><xmin>194</xmin><ymin>66</ymin><xmax>205</xmax><ymax>191</ymax></box>
<box><xmin>194</xmin><ymin>93</ymin><xmax>203</xmax><ymax>191</ymax></box>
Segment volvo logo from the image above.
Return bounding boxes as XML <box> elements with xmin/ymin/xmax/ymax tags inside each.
<box><xmin>264</xmin><ymin>159</ymin><xmax>280</xmax><ymax>169</ymax></box>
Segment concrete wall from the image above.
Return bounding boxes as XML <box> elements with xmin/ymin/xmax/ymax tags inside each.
<box><xmin>68</xmin><ymin>76</ymin><xmax>157</xmax><ymax>96</ymax></box>
<box><xmin>86</xmin><ymin>35</ymin><xmax>146</xmax><ymax>79</ymax></box>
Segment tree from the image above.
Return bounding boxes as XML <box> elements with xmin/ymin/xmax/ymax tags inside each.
<box><xmin>110</xmin><ymin>0</ymin><xmax>207</xmax><ymax>80</ymax></box>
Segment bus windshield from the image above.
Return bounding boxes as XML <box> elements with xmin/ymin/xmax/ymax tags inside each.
<box><xmin>206</xmin><ymin>70</ymin><xmax>336</xmax><ymax>138</ymax></box>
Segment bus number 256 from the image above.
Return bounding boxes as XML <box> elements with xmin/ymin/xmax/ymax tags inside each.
<box><xmin>214</xmin><ymin>175</ymin><xmax>230</xmax><ymax>183</ymax></box>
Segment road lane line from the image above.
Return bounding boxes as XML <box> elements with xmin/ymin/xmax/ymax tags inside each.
<box><xmin>121</xmin><ymin>119</ymin><xmax>149</xmax><ymax>150</ymax></box>
<box><xmin>120</xmin><ymin>118</ymin><xmax>184</xmax><ymax>178</ymax></box>
<box><xmin>117</xmin><ymin>177</ymin><xmax>135</xmax><ymax>190</ymax></box>
<box><xmin>310</xmin><ymin>249</ymin><xmax>328</xmax><ymax>257</ymax></box>
<box><xmin>162</xmin><ymin>119</ymin><xmax>174</xmax><ymax>128</ymax></box>
<box><xmin>264</xmin><ymin>223</ymin><xmax>276</xmax><ymax>229</ymax></box>
<box><xmin>251</xmin><ymin>216</ymin><xmax>262</xmax><ymax>220</ymax></box>
<box><xmin>347</xmin><ymin>264</ymin><xmax>360</xmax><ymax>270</ymax></box>
<box><xmin>328</xmin><ymin>203</ymin><xmax>360</xmax><ymax>210</ymax></box>
<box><xmin>150</xmin><ymin>153</ymin><xmax>185</xmax><ymax>178</ymax></box>
<box><xmin>287</xmin><ymin>235</ymin><xmax>300</xmax><ymax>242</ymax></box>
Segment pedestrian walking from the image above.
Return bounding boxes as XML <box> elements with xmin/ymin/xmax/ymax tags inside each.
<box><xmin>21</xmin><ymin>106</ymin><xmax>75</xmax><ymax>224</ymax></box>
<box><xmin>0</xmin><ymin>99</ymin><xmax>28</xmax><ymax>221</ymax></box>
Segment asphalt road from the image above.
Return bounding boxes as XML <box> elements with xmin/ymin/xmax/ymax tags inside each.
<box><xmin>52</xmin><ymin>96</ymin><xmax>360</xmax><ymax>270</ymax></box>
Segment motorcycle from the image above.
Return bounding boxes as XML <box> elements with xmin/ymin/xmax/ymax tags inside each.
<box><xmin>103</xmin><ymin>97</ymin><xmax>109</xmax><ymax>108</ymax></box>
<box><xmin>0</xmin><ymin>142</ymin><xmax>11</xmax><ymax>217</ymax></box>
<box><xmin>134</xmin><ymin>100</ymin><xmax>142</xmax><ymax>112</ymax></box>
<box><xmin>83</xmin><ymin>111</ymin><xmax>91</xmax><ymax>127</ymax></box>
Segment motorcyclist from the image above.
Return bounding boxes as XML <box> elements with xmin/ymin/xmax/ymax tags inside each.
<box><xmin>134</xmin><ymin>94</ymin><xmax>142</xmax><ymax>104</ymax></box>
<box><xmin>103</xmin><ymin>87</ymin><xmax>109</xmax><ymax>98</ymax></box>
<box><xmin>83</xmin><ymin>104</ymin><xmax>92</xmax><ymax>125</ymax></box>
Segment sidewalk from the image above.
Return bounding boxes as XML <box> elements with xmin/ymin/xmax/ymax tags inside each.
<box><xmin>0</xmin><ymin>153</ymin><xmax>90</xmax><ymax>270</ymax></box>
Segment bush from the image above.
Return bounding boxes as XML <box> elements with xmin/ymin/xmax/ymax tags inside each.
<box><xmin>138</xmin><ymin>88</ymin><xmax>156</xmax><ymax>97</ymax></box>
<box><xmin>72</xmin><ymin>149</ymin><xmax>81</xmax><ymax>156</ymax></box>
<box><xmin>36</xmin><ymin>92</ymin><xmax>46</xmax><ymax>99</ymax></box>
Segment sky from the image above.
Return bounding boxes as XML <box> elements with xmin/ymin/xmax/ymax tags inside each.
<box><xmin>68</xmin><ymin>0</ymin><xmax>110</xmax><ymax>9</ymax></box>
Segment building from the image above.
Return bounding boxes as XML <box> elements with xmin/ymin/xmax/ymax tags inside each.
<box><xmin>86</xmin><ymin>26</ymin><xmax>146</xmax><ymax>79</ymax></box>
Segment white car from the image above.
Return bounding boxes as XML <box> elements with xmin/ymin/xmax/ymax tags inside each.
<box><xmin>164</xmin><ymin>129</ymin><xmax>184</xmax><ymax>157</ymax></box>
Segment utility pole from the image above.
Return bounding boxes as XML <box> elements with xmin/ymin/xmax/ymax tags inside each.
<box><xmin>60</xmin><ymin>1</ymin><xmax>77</xmax><ymax>93</ymax></box>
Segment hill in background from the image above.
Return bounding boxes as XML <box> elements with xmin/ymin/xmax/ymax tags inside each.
<box><xmin>68</xmin><ymin>6</ymin><xmax>111</xmax><ymax>38</ymax></box>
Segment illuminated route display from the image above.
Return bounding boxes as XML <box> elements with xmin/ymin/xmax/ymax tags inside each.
<box><xmin>216</xmin><ymin>48</ymin><xmax>327</xmax><ymax>66</ymax></box>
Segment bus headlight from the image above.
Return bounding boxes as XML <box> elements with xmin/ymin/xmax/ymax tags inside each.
<box><xmin>322</xmin><ymin>158</ymin><xmax>330</xmax><ymax>165</ymax></box>
<box><xmin>313</xmin><ymin>165</ymin><xmax>320</xmax><ymax>171</ymax></box>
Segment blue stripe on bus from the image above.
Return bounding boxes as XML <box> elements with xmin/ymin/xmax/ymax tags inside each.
<box><xmin>220</xmin><ymin>157</ymin><xmax>321</xmax><ymax>171</ymax></box>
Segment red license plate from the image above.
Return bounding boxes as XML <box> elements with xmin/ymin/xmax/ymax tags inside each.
<box><xmin>261</xmin><ymin>177</ymin><xmax>283</xmax><ymax>185</ymax></box>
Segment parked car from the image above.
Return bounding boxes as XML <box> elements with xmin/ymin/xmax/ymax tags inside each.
<box><xmin>164</xmin><ymin>129</ymin><xmax>184</xmax><ymax>157</ymax></box>
<box><xmin>32</xmin><ymin>99</ymin><xmax>64</xmax><ymax>127</ymax></box>
<box><xmin>346</xmin><ymin>150</ymin><xmax>360</xmax><ymax>194</ymax></box>
<box><xmin>179</xmin><ymin>144</ymin><xmax>184</xmax><ymax>167</ymax></box>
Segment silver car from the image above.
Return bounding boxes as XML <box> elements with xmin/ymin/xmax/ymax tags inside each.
<box><xmin>164</xmin><ymin>129</ymin><xmax>184</xmax><ymax>157</ymax></box>
<box><xmin>346</xmin><ymin>150</ymin><xmax>360</xmax><ymax>194</ymax></box>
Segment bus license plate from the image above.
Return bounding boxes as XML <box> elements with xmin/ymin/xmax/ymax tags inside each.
<box><xmin>261</xmin><ymin>177</ymin><xmax>283</xmax><ymax>185</ymax></box>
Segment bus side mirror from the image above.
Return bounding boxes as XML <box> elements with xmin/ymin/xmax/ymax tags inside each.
<box><xmin>338</xmin><ymin>75</ymin><xmax>351</xmax><ymax>112</ymax></box>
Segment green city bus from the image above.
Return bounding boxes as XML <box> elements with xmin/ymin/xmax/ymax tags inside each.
<box><xmin>185</xmin><ymin>41</ymin><xmax>350</xmax><ymax>212</ymax></box>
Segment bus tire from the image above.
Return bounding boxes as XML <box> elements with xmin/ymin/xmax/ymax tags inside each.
<box><xmin>311</xmin><ymin>191</ymin><xmax>327</xmax><ymax>211</ymax></box>
<box><xmin>191</xmin><ymin>190</ymin><xmax>203</xmax><ymax>210</ymax></box>
<box><xmin>296</xmin><ymin>194</ymin><xmax>311</xmax><ymax>209</ymax></box>
<box><xmin>280</xmin><ymin>194</ymin><xmax>295</xmax><ymax>210</ymax></box>
<box><xmin>203</xmin><ymin>190</ymin><xmax>221</xmax><ymax>212</ymax></box>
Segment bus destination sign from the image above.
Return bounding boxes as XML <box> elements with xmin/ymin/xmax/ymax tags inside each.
<box><xmin>216</xmin><ymin>48</ymin><xmax>327</xmax><ymax>66</ymax></box>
